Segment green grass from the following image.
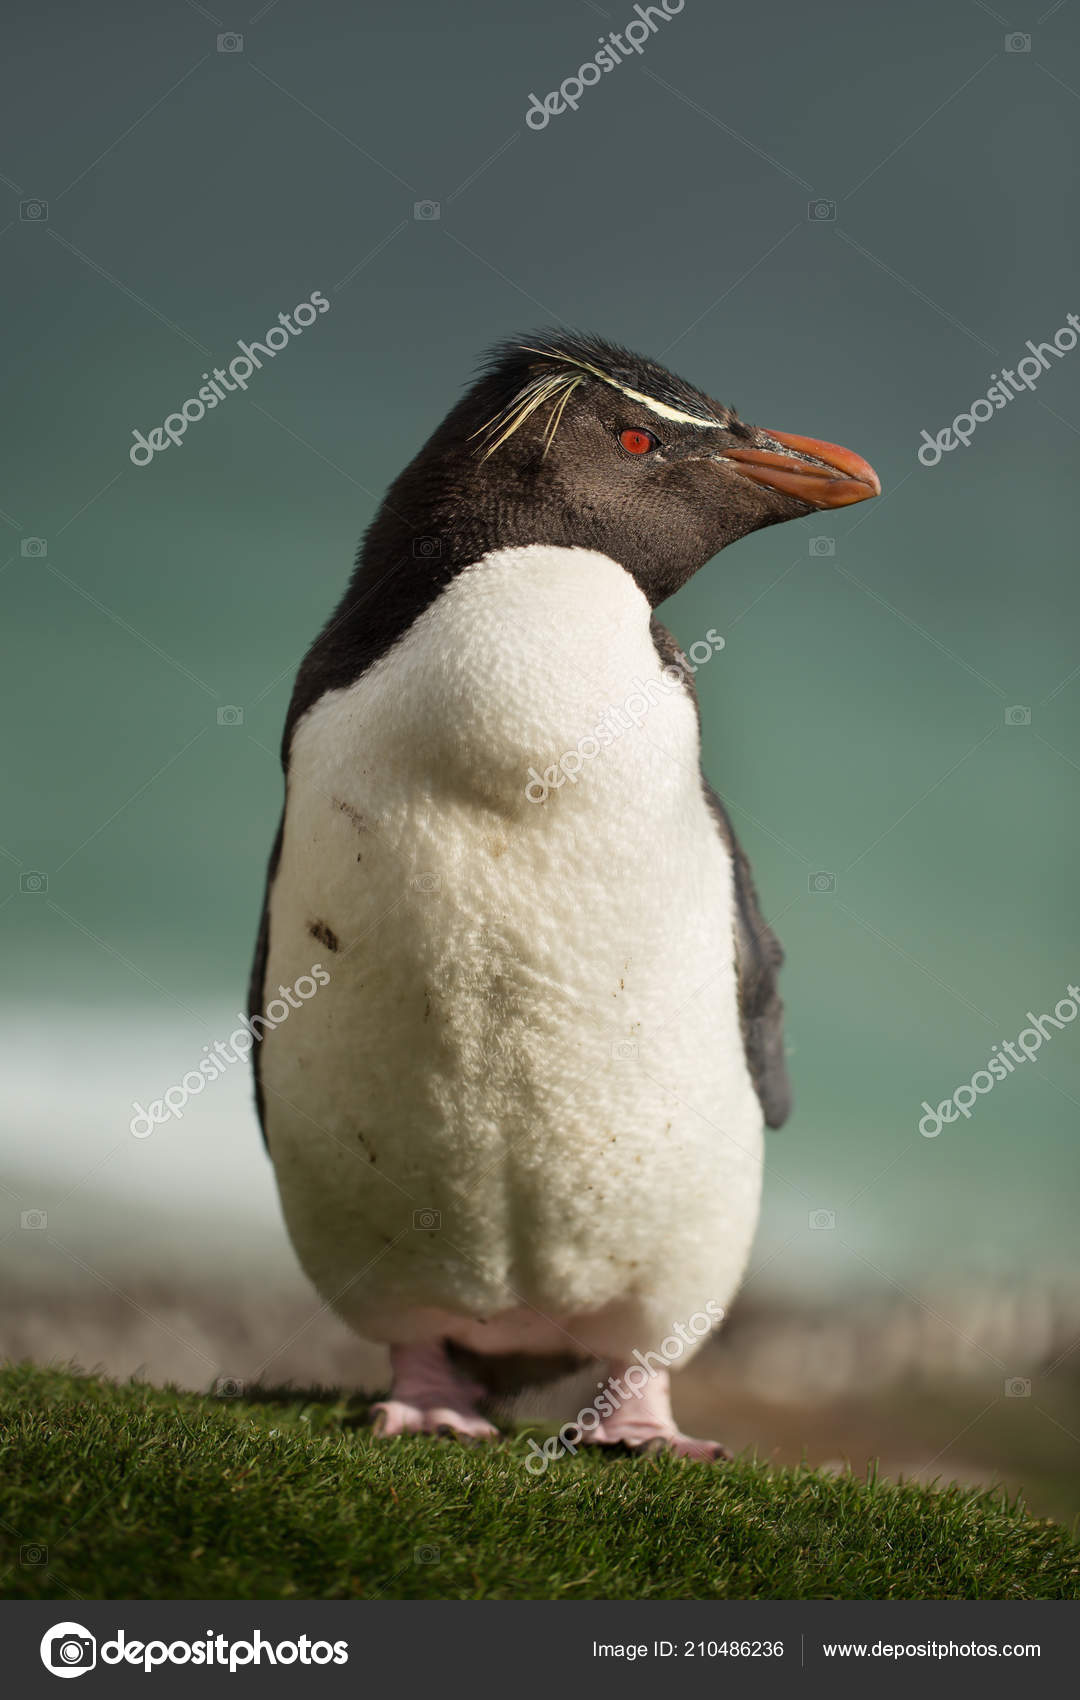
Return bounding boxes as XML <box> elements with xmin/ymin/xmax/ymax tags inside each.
<box><xmin>2</xmin><ymin>1363</ymin><xmax>1077</xmax><ymax>1600</ymax></box>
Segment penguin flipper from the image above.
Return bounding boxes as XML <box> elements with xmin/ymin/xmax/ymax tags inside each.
<box><xmin>248</xmin><ymin>816</ymin><xmax>283</xmax><ymax>1151</ymax></box>
<box><xmin>702</xmin><ymin>781</ymin><xmax>792</xmax><ymax>1129</ymax></box>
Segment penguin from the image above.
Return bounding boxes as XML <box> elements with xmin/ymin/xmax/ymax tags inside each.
<box><xmin>249</xmin><ymin>332</ymin><xmax>879</xmax><ymax>1456</ymax></box>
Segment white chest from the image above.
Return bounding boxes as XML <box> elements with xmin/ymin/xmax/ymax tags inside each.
<box><xmin>260</xmin><ymin>546</ymin><xmax>763</xmax><ymax>1355</ymax></box>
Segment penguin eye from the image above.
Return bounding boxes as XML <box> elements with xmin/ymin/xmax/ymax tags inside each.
<box><xmin>619</xmin><ymin>427</ymin><xmax>659</xmax><ymax>455</ymax></box>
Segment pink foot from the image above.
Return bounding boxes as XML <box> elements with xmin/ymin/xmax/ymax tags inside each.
<box><xmin>370</xmin><ymin>1343</ymin><xmax>500</xmax><ymax>1445</ymax></box>
<box><xmin>580</xmin><ymin>1363</ymin><xmax>731</xmax><ymax>1462</ymax></box>
<box><xmin>587</xmin><ymin>1422</ymin><xmax>731</xmax><ymax>1461</ymax></box>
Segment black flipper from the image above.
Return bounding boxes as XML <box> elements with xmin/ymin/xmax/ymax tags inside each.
<box><xmin>702</xmin><ymin>781</ymin><xmax>791</xmax><ymax>1128</ymax></box>
<box><xmin>249</xmin><ymin>816</ymin><xmax>283</xmax><ymax>1150</ymax></box>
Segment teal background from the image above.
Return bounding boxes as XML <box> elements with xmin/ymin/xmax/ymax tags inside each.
<box><xmin>2</xmin><ymin>0</ymin><xmax>1078</xmax><ymax>1304</ymax></box>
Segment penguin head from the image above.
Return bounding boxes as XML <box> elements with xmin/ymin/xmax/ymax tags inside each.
<box><xmin>377</xmin><ymin>331</ymin><xmax>880</xmax><ymax>607</ymax></box>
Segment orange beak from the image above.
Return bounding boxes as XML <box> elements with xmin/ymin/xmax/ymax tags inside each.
<box><xmin>721</xmin><ymin>428</ymin><xmax>881</xmax><ymax>510</ymax></box>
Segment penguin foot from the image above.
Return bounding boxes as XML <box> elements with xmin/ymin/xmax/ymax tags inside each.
<box><xmin>583</xmin><ymin>1424</ymin><xmax>731</xmax><ymax>1462</ymax></box>
<box><xmin>578</xmin><ymin>1361</ymin><xmax>730</xmax><ymax>1462</ymax></box>
<box><xmin>369</xmin><ymin>1342</ymin><xmax>500</xmax><ymax>1444</ymax></box>
<box><xmin>370</xmin><ymin>1399</ymin><xmax>499</xmax><ymax>1443</ymax></box>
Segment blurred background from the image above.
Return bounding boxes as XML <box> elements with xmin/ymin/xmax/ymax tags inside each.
<box><xmin>2</xmin><ymin>0</ymin><xmax>1079</xmax><ymax>1522</ymax></box>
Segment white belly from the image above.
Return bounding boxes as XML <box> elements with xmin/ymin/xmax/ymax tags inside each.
<box><xmin>260</xmin><ymin>545</ymin><xmax>763</xmax><ymax>1363</ymax></box>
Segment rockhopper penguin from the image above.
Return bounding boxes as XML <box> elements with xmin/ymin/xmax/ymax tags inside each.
<box><xmin>250</xmin><ymin>333</ymin><xmax>879</xmax><ymax>1455</ymax></box>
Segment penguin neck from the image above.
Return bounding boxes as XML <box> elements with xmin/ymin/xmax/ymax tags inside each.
<box><xmin>285</xmin><ymin>463</ymin><xmax>629</xmax><ymax>751</ymax></box>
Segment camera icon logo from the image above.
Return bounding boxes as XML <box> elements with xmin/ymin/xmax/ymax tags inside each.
<box><xmin>1004</xmin><ymin>705</ymin><xmax>1030</xmax><ymax>726</ymax></box>
<box><xmin>414</xmin><ymin>1543</ymin><xmax>441</xmax><ymax>1563</ymax></box>
<box><xmin>1004</xmin><ymin>1376</ymin><xmax>1031</xmax><ymax>1397</ymax></box>
<box><xmin>1005</xmin><ymin>33</ymin><xmax>1031</xmax><ymax>52</ymax></box>
<box><xmin>20</xmin><ymin>199</ymin><xmax>48</xmax><ymax>222</ymax></box>
<box><xmin>21</xmin><ymin>1209</ymin><xmax>48</xmax><ymax>1231</ymax></box>
<box><xmin>412</xmin><ymin>872</ymin><xmax>441</xmax><ymax>894</ymax></box>
<box><xmin>808</xmin><ymin>199</ymin><xmax>836</xmax><ymax>221</ymax></box>
<box><xmin>413</xmin><ymin>1207</ymin><xmax>441</xmax><ymax>1232</ymax></box>
<box><xmin>20</xmin><ymin>871</ymin><xmax>48</xmax><ymax>894</ymax></box>
<box><xmin>40</xmin><ymin>1622</ymin><xmax>97</xmax><ymax>1678</ymax></box>
<box><xmin>20</xmin><ymin>1543</ymin><xmax>48</xmax><ymax>1566</ymax></box>
<box><xmin>217</xmin><ymin>32</ymin><xmax>244</xmax><ymax>52</ymax></box>
<box><xmin>21</xmin><ymin>537</ymin><xmax>47</xmax><ymax>557</ymax></box>
<box><xmin>809</xmin><ymin>1209</ymin><xmax>836</xmax><ymax>1231</ymax></box>
<box><xmin>213</xmin><ymin>1375</ymin><xmax>244</xmax><ymax>1398</ymax></box>
<box><xmin>217</xmin><ymin>705</ymin><xmax>244</xmax><ymax>726</ymax></box>
<box><xmin>413</xmin><ymin>200</ymin><xmax>441</xmax><ymax>221</ymax></box>
<box><xmin>809</xmin><ymin>537</ymin><xmax>835</xmax><ymax>557</ymax></box>
<box><xmin>413</xmin><ymin>535</ymin><xmax>442</xmax><ymax>558</ymax></box>
<box><xmin>809</xmin><ymin>871</ymin><xmax>836</xmax><ymax>894</ymax></box>
<box><xmin>611</xmin><ymin>1039</ymin><xmax>638</xmax><ymax>1060</ymax></box>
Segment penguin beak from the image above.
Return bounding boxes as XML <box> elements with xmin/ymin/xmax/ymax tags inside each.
<box><xmin>720</xmin><ymin>428</ymin><xmax>881</xmax><ymax>509</ymax></box>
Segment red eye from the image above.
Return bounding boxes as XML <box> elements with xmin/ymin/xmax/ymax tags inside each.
<box><xmin>620</xmin><ymin>428</ymin><xmax>658</xmax><ymax>455</ymax></box>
